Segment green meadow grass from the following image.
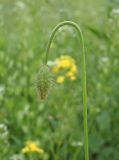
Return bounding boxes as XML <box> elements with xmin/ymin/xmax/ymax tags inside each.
<box><xmin>0</xmin><ymin>0</ymin><xmax>119</xmax><ymax>159</ymax></box>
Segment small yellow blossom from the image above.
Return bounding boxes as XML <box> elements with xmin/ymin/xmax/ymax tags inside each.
<box><xmin>66</xmin><ymin>72</ymin><xmax>76</xmax><ymax>80</ymax></box>
<box><xmin>21</xmin><ymin>141</ymin><xmax>44</xmax><ymax>154</ymax></box>
<box><xmin>60</xmin><ymin>55</ymin><xmax>75</xmax><ymax>63</ymax></box>
<box><xmin>56</xmin><ymin>56</ymin><xmax>75</xmax><ymax>69</ymax></box>
<box><xmin>57</xmin><ymin>59</ymin><xmax>71</xmax><ymax>68</ymax></box>
<box><xmin>71</xmin><ymin>65</ymin><xmax>77</xmax><ymax>73</ymax></box>
<box><xmin>66</xmin><ymin>71</ymin><xmax>74</xmax><ymax>77</ymax></box>
<box><xmin>70</xmin><ymin>76</ymin><xmax>76</xmax><ymax>80</ymax></box>
<box><xmin>57</xmin><ymin>76</ymin><xmax>65</xmax><ymax>83</ymax></box>
<box><xmin>50</xmin><ymin>55</ymin><xmax>77</xmax><ymax>83</ymax></box>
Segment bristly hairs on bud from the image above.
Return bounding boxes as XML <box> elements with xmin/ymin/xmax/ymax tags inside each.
<box><xmin>35</xmin><ymin>64</ymin><xmax>55</xmax><ymax>100</ymax></box>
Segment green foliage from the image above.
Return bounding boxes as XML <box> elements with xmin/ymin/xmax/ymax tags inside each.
<box><xmin>0</xmin><ymin>0</ymin><xmax>119</xmax><ymax>160</ymax></box>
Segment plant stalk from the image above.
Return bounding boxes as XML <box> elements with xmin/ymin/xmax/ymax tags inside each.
<box><xmin>45</xmin><ymin>21</ymin><xmax>89</xmax><ymax>160</ymax></box>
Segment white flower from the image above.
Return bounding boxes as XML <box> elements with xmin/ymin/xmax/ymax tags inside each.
<box><xmin>47</xmin><ymin>60</ymin><xmax>57</xmax><ymax>66</ymax></box>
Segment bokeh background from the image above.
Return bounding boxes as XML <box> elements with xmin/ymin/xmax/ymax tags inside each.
<box><xmin>0</xmin><ymin>0</ymin><xmax>119</xmax><ymax>159</ymax></box>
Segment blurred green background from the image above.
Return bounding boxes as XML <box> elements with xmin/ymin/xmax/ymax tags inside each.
<box><xmin>0</xmin><ymin>0</ymin><xmax>119</xmax><ymax>159</ymax></box>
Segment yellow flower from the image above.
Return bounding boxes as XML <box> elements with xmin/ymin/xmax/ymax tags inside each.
<box><xmin>57</xmin><ymin>60</ymin><xmax>69</xmax><ymax>68</ymax></box>
<box><xmin>50</xmin><ymin>55</ymin><xmax>77</xmax><ymax>83</ymax></box>
<box><xmin>66</xmin><ymin>71</ymin><xmax>74</xmax><ymax>77</ymax></box>
<box><xmin>56</xmin><ymin>76</ymin><xmax>65</xmax><ymax>83</ymax></box>
<box><xmin>21</xmin><ymin>141</ymin><xmax>44</xmax><ymax>154</ymax></box>
<box><xmin>60</xmin><ymin>55</ymin><xmax>75</xmax><ymax>63</ymax></box>
<box><xmin>56</xmin><ymin>55</ymin><xmax>75</xmax><ymax>68</ymax></box>
<box><xmin>71</xmin><ymin>65</ymin><xmax>77</xmax><ymax>73</ymax></box>
<box><xmin>70</xmin><ymin>76</ymin><xmax>76</xmax><ymax>80</ymax></box>
<box><xmin>66</xmin><ymin>72</ymin><xmax>77</xmax><ymax>81</ymax></box>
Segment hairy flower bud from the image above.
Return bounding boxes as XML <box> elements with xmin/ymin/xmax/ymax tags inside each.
<box><xmin>35</xmin><ymin>64</ymin><xmax>54</xmax><ymax>100</ymax></box>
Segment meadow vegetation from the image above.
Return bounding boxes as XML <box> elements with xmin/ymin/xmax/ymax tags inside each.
<box><xmin>0</xmin><ymin>0</ymin><xmax>119</xmax><ymax>159</ymax></box>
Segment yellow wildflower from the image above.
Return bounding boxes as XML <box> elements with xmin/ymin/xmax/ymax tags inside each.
<box><xmin>71</xmin><ymin>65</ymin><xmax>77</xmax><ymax>73</ymax></box>
<box><xmin>57</xmin><ymin>60</ymin><xmax>69</xmax><ymax>68</ymax></box>
<box><xmin>50</xmin><ymin>55</ymin><xmax>77</xmax><ymax>83</ymax></box>
<box><xmin>66</xmin><ymin>72</ymin><xmax>76</xmax><ymax>81</ymax></box>
<box><xmin>56</xmin><ymin>55</ymin><xmax>75</xmax><ymax>69</ymax></box>
<box><xmin>60</xmin><ymin>55</ymin><xmax>75</xmax><ymax>63</ymax></box>
<box><xmin>70</xmin><ymin>76</ymin><xmax>76</xmax><ymax>80</ymax></box>
<box><xmin>57</xmin><ymin>76</ymin><xmax>65</xmax><ymax>83</ymax></box>
<box><xmin>66</xmin><ymin>71</ymin><xmax>74</xmax><ymax>77</ymax></box>
<box><xmin>21</xmin><ymin>141</ymin><xmax>44</xmax><ymax>154</ymax></box>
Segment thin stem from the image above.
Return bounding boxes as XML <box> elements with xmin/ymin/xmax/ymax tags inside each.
<box><xmin>45</xmin><ymin>21</ymin><xmax>89</xmax><ymax>160</ymax></box>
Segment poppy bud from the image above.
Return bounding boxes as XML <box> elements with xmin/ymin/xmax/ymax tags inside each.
<box><xmin>36</xmin><ymin>64</ymin><xmax>54</xmax><ymax>100</ymax></box>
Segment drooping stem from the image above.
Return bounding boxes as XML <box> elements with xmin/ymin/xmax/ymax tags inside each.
<box><xmin>45</xmin><ymin>21</ymin><xmax>89</xmax><ymax>160</ymax></box>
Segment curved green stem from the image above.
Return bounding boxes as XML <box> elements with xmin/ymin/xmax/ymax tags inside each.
<box><xmin>45</xmin><ymin>21</ymin><xmax>89</xmax><ymax>160</ymax></box>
